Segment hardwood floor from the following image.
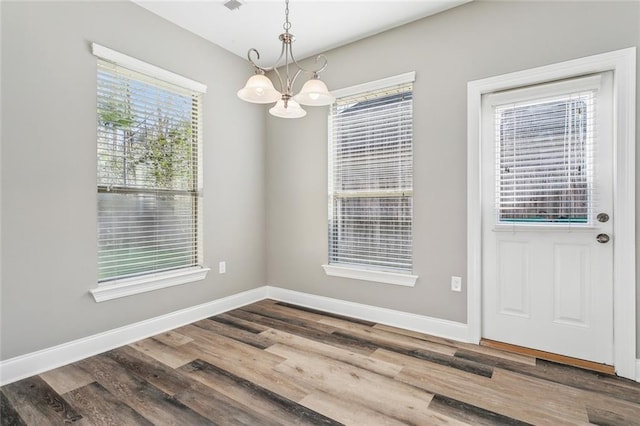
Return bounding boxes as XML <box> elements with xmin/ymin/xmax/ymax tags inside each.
<box><xmin>2</xmin><ymin>299</ymin><xmax>639</xmax><ymax>425</ymax></box>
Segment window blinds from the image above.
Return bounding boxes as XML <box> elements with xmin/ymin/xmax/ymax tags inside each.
<box><xmin>96</xmin><ymin>59</ymin><xmax>203</xmax><ymax>282</ymax></box>
<box><xmin>329</xmin><ymin>82</ymin><xmax>413</xmax><ymax>272</ymax></box>
<box><xmin>495</xmin><ymin>90</ymin><xmax>595</xmax><ymax>224</ymax></box>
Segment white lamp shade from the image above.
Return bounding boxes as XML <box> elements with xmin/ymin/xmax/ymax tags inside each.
<box><xmin>295</xmin><ymin>78</ymin><xmax>335</xmax><ymax>106</ymax></box>
<box><xmin>237</xmin><ymin>74</ymin><xmax>281</xmax><ymax>104</ymax></box>
<box><xmin>269</xmin><ymin>99</ymin><xmax>307</xmax><ymax>118</ymax></box>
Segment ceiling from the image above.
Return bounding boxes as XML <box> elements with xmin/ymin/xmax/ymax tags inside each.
<box><xmin>132</xmin><ymin>0</ymin><xmax>471</xmax><ymax>63</ymax></box>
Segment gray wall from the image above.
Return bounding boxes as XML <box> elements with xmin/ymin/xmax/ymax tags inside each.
<box><xmin>0</xmin><ymin>1</ymin><xmax>266</xmax><ymax>360</ymax></box>
<box><xmin>265</xmin><ymin>1</ymin><xmax>640</xmax><ymax>352</ymax></box>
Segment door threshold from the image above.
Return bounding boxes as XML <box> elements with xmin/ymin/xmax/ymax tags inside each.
<box><xmin>480</xmin><ymin>339</ymin><xmax>615</xmax><ymax>375</ymax></box>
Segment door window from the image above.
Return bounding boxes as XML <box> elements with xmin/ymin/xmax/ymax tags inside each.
<box><xmin>492</xmin><ymin>76</ymin><xmax>601</xmax><ymax>226</ymax></box>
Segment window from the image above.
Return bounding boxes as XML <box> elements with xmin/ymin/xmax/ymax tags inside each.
<box><xmin>494</xmin><ymin>76</ymin><xmax>599</xmax><ymax>226</ymax></box>
<box><xmin>91</xmin><ymin>44</ymin><xmax>208</xmax><ymax>301</ymax></box>
<box><xmin>324</xmin><ymin>73</ymin><xmax>417</xmax><ymax>286</ymax></box>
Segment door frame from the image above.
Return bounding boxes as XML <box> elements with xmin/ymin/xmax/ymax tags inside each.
<box><xmin>466</xmin><ymin>48</ymin><xmax>637</xmax><ymax>380</ymax></box>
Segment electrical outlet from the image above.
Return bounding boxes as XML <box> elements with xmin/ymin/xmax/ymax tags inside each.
<box><xmin>451</xmin><ymin>276</ymin><xmax>462</xmax><ymax>292</ymax></box>
<box><xmin>219</xmin><ymin>261</ymin><xmax>226</xmax><ymax>274</ymax></box>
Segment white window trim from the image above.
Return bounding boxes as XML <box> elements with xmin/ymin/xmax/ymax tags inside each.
<box><xmin>326</xmin><ymin>71</ymin><xmax>418</xmax><ymax>286</ymax></box>
<box><xmin>322</xmin><ymin>264</ymin><xmax>418</xmax><ymax>287</ymax></box>
<box><xmin>90</xmin><ymin>267</ymin><xmax>210</xmax><ymax>302</ymax></box>
<box><xmin>331</xmin><ymin>71</ymin><xmax>415</xmax><ymax>98</ymax></box>
<box><xmin>90</xmin><ymin>43</ymin><xmax>208</xmax><ymax>302</ymax></box>
<box><xmin>91</xmin><ymin>43</ymin><xmax>207</xmax><ymax>93</ymax></box>
<box><xmin>467</xmin><ymin>47</ymin><xmax>636</xmax><ymax>380</ymax></box>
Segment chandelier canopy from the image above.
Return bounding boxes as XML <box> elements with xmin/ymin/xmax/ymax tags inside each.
<box><xmin>237</xmin><ymin>0</ymin><xmax>334</xmax><ymax>118</ymax></box>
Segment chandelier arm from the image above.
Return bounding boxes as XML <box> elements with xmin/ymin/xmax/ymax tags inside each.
<box><xmin>271</xmin><ymin>67</ymin><xmax>287</xmax><ymax>95</ymax></box>
<box><xmin>271</xmin><ymin>40</ymin><xmax>289</xmax><ymax>94</ymax></box>
<box><xmin>246</xmin><ymin>41</ymin><xmax>288</xmax><ymax>74</ymax></box>
<box><xmin>288</xmin><ymin>68</ymin><xmax>305</xmax><ymax>94</ymax></box>
<box><xmin>289</xmin><ymin>51</ymin><xmax>329</xmax><ymax>75</ymax></box>
<box><xmin>247</xmin><ymin>48</ymin><xmax>265</xmax><ymax>71</ymax></box>
<box><xmin>272</xmin><ymin>40</ymin><xmax>288</xmax><ymax>71</ymax></box>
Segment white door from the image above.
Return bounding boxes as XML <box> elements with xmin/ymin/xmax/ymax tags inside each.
<box><xmin>481</xmin><ymin>73</ymin><xmax>614</xmax><ymax>364</ymax></box>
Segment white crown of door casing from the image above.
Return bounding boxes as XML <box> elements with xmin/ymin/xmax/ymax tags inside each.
<box><xmin>466</xmin><ymin>48</ymin><xmax>637</xmax><ymax>380</ymax></box>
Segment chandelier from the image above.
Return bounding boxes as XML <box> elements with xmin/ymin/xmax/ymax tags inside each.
<box><xmin>237</xmin><ymin>0</ymin><xmax>334</xmax><ymax>118</ymax></box>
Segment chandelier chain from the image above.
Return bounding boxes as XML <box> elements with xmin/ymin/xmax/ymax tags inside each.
<box><xmin>283</xmin><ymin>0</ymin><xmax>291</xmax><ymax>32</ymax></box>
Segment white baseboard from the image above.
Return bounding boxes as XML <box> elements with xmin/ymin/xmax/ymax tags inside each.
<box><xmin>0</xmin><ymin>286</ymin><xmax>267</xmax><ymax>386</ymax></box>
<box><xmin>0</xmin><ymin>285</ymin><xmax>474</xmax><ymax>386</ymax></box>
<box><xmin>265</xmin><ymin>286</ymin><xmax>471</xmax><ymax>343</ymax></box>
<box><xmin>6</xmin><ymin>284</ymin><xmax>631</xmax><ymax>386</ymax></box>
<box><xmin>2</xmin><ymin>278</ymin><xmax>637</xmax><ymax>388</ymax></box>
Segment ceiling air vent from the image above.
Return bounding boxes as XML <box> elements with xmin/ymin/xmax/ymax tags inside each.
<box><xmin>223</xmin><ymin>0</ymin><xmax>243</xmax><ymax>11</ymax></box>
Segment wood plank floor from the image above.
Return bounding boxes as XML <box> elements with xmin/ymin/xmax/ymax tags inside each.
<box><xmin>2</xmin><ymin>299</ymin><xmax>640</xmax><ymax>425</ymax></box>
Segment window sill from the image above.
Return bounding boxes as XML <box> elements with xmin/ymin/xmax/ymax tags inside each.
<box><xmin>322</xmin><ymin>264</ymin><xmax>418</xmax><ymax>287</ymax></box>
<box><xmin>90</xmin><ymin>266</ymin><xmax>210</xmax><ymax>302</ymax></box>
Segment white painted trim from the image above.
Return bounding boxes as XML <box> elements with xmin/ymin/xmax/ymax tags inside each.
<box><xmin>4</xmin><ymin>283</ymin><xmax>629</xmax><ymax>387</ymax></box>
<box><xmin>266</xmin><ymin>286</ymin><xmax>470</xmax><ymax>342</ymax></box>
<box><xmin>322</xmin><ymin>264</ymin><xmax>418</xmax><ymax>287</ymax></box>
<box><xmin>0</xmin><ymin>287</ymin><xmax>267</xmax><ymax>386</ymax></box>
<box><xmin>1</xmin><ymin>285</ymin><xmax>468</xmax><ymax>386</ymax></box>
<box><xmin>90</xmin><ymin>267</ymin><xmax>211</xmax><ymax>302</ymax></box>
<box><xmin>636</xmin><ymin>359</ymin><xmax>640</xmax><ymax>382</ymax></box>
<box><xmin>331</xmin><ymin>71</ymin><xmax>416</xmax><ymax>98</ymax></box>
<box><xmin>91</xmin><ymin>43</ymin><xmax>207</xmax><ymax>93</ymax></box>
<box><xmin>467</xmin><ymin>47</ymin><xmax>636</xmax><ymax>380</ymax></box>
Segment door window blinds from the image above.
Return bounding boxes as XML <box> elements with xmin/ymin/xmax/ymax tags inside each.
<box><xmin>495</xmin><ymin>87</ymin><xmax>596</xmax><ymax>225</ymax></box>
<box><xmin>96</xmin><ymin>58</ymin><xmax>204</xmax><ymax>282</ymax></box>
<box><xmin>328</xmin><ymin>81</ymin><xmax>413</xmax><ymax>272</ymax></box>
